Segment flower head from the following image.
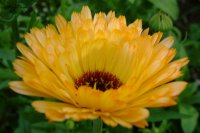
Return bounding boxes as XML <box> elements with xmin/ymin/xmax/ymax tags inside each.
<box><xmin>9</xmin><ymin>6</ymin><xmax>189</xmax><ymax>128</ymax></box>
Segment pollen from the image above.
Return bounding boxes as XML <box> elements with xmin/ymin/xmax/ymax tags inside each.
<box><xmin>75</xmin><ymin>71</ymin><xmax>123</xmax><ymax>91</ymax></box>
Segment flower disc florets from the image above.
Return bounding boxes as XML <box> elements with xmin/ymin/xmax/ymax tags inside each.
<box><xmin>75</xmin><ymin>71</ymin><xmax>123</xmax><ymax>91</ymax></box>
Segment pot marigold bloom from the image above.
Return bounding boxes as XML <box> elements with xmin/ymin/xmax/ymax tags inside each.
<box><xmin>9</xmin><ymin>6</ymin><xmax>189</xmax><ymax>128</ymax></box>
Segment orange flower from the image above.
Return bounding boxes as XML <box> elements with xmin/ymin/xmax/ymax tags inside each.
<box><xmin>9</xmin><ymin>6</ymin><xmax>189</xmax><ymax>128</ymax></box>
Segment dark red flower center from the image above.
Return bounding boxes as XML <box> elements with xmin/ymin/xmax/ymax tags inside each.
<box><xmin>75</xmin><ymin>71</ymin><xmax>123</xmax><ymax>91</ymax></box>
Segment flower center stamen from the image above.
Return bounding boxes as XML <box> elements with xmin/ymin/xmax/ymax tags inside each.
<box><xmin>75</xmin><ymin>71</ymin><xmax>123</xmax><ymax>91</ymax></box>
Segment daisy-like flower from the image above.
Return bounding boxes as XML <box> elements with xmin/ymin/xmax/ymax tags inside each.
<box><xmin>9</xmin><ymin>6</ymin><xmax>189</xmax><ymax>128</ymax></box>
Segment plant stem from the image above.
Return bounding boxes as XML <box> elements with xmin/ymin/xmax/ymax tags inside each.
<box><xmin>93</xmin><ymin>118</ymin><xmax>102</xmax><ymax>133</ymax></box>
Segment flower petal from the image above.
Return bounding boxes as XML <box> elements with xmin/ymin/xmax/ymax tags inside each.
<box><xmin>9</xmin><ymin>81</ymin><xmax>51</xmax><ymax>97</ymax></box>
<box><xmin>113</xmin><ymin>108</ymin><xmax>149</xmax><ymax>123</ymax></box>
<box><xmin>101</xmin><ymin>116</ymin><xmax>118</xmax><ymax>127</ymax></box>
<box><xmin>132</xmin><ymin>120</ymin><xmax>148</xmax><ymax>128</ymax></box>
<box><xmin>159</xmin><ymin>36</ymin><xmax>174</xmax><ymax>48</ymax></box>
<box><xmin>131</xmin><ymin>81</ymin><xmax>187</xmax><ymax>107</ymax></box>
<box><xmin>32</xmin><ymin>101</ymin><xmax>98</xmax><ymax>121</ymax></box>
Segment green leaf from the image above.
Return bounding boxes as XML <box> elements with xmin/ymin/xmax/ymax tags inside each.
<box><xmin>179</xmin><ymin>82</ymin><xmax>198</xmax><ymax>99</ymax></box>
<box><xmin>183</xmin><ymin>32</ymin><xmax>200</xmax><ymax>67</ymax></box>
<box><xmin>159</xmin><ymin>120</ymin><xmax>171</xmax><ymax>133</ymax></box>
<box><xmin>0</xmin><ymin>28</ymin><xmax>12</xmax><ymax>48</ymax></box>
<box><xmin>0</xmin><ymin>68</ymin><xmax>18</xmax><ymax>80</ymax></box>
<box><xmin>17</xmin><ymin>0</ymin><xmax>37</xmax><ymax>8</ymax></box>
<box><xmin>173</xmin><ymin>40</ymin><xmax>188</xmax><ymax>60</ymax></box>
<box><xmin>31</xmin><ymin>129</ymin><xmax>46</xmax><ymax>133</ymax></box>
<box><xmin>188</xmin><ymin>23</ymin><xmax>200</xmax><ymax>40</ymax></box>
<box><xmin>32</xmin><ymin>122</ymin><xmax>70</xmax><ymax>133</ymax></box>
<box><xmin>179</xmin><ymin>82</ymin><xmax>199</xmax><ymax>105</ymax></box>
<box><xmin>58</xmin><ymin>2</ymin><xmax>87</xmax><ymax>19</ymax></box>
<box><xmin>0</xmin><ymin>80</ymin><xmax>10</xmax><ymax>90</ymax></box>
<box><xmin>0</xmin><ymin>48</ymin><xmax>16</xmax><ymax>61</ymax></box>
<box><xmin>0</xmin><ymin>0</ymin><xmax>37</xmax><ymax>22</ymax></box>
<box><xmin>148</xmin><ymin>0</ymin><xmax>179</xmax><ymax>20</ymax></box>
<box><xmin>179</xmin><ymin>104</ymin><xmax>199</xmax><ymax>133</ymax></box>
<box><xmin>128</xmin><ymin>0</ymin><xmax>135</xmax><ymax>4</ymax></box>
<box><xmin>32</xmin><ymin>122</ymin><xmax>65</xmax><ymax>130</ymax></box>
<box><xmin>14</xmin><ymin>110</ymin><xmax>31</xmax><ymax>133</ymax></box>
<box><xmin>148</xmin><ymin>108</ymin><xmax>189</xmax><ymax>122</ymax></box>
<box><xmin>109</xmin><ymin>126</ymin><xmax>132</xmax><ymax>133</ymax></box>
<box><xmin>183</xmin><ymin>93</ymin><xmax>200</xmax><ymax>104</ymax></box>
<box><xmin>27</xmin><ymin>11</ymin><xmax>43</xmax><ymax>31</ymax></box>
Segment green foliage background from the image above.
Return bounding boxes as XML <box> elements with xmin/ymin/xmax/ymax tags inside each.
<box><xmin>0</xmin><ymin>0</ymin><xmax>200</xmax><ymax>133</ymax></box>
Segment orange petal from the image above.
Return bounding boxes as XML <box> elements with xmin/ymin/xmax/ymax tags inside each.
<box><xmin>45</xmin><ymin>109</ymin><xmax>66</xmax><ymax>121</ymax></box>
<box><xmin>111</xmin><ymin>117</ymin><xmax>132</xmax><ymax>128</ymax></box>
<box><xmin>147</xmin><ymin>97</ymin><xmax>177</xmax><ymax>107</ymax></box>
<box><xmin>101</xmin><ymin>116</ymin><xmax>118</xmax><ymax>127</ymax></box>
<box><xmin>81</xmin><ymin>6</ymin><xmax>92</xmax><ymax>20</ymax></box>
<box><xmin>132</xmin><ymin>120</ymin><xmax>148</xmax><ymax>128</ymax></box>
<box><xmin>16</xmin><ymin>43</ymin><xmax>36</xmax><ymax>63</ymax></box>
<box><xmin>131</xmin><ymin>81</ymin><xmax>187</xmax><ymax>107</ymax></box>
<box><xmin>159</xmin><ymin>36</ymin><xmax>174</xmax><ymax>48</ymax></box>
<box><xmin>113</xmin><ymin>108</ymin><xmax>149</xmax><ymax>123</ymax></box>
<box><xmin>151</xmin><ymin>32</ymin><xmax>163</xmax><ymax>45</ymax></box>
<box><xmin>9</xmin><ymin>81</ymin><xmax>51</xmax><ymax>97</ymax></box>
<box><xmin>32</xmin><ymin>101</ymin><xmax>98</xmax><ymax>121</ymax></box>
<box><xmin>55</xmin><ymin>15</ymin><xmax>67</xmax><ymax>33</ymax></box>
<box><xmin>138</xmin><ymin>58</ymin><xmax>189</xmax><ymax>95</ymax></box>
<box><xmin>141</xmin><ymin>28</ymin><xmax>149</xmax><ymax>36</ymax></box>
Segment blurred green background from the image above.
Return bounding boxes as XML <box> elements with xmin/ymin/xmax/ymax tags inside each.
<box><xmin>0</xmin><ymin>0</ymin><xmax>200</xmax><ymax>133</ymax></box>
